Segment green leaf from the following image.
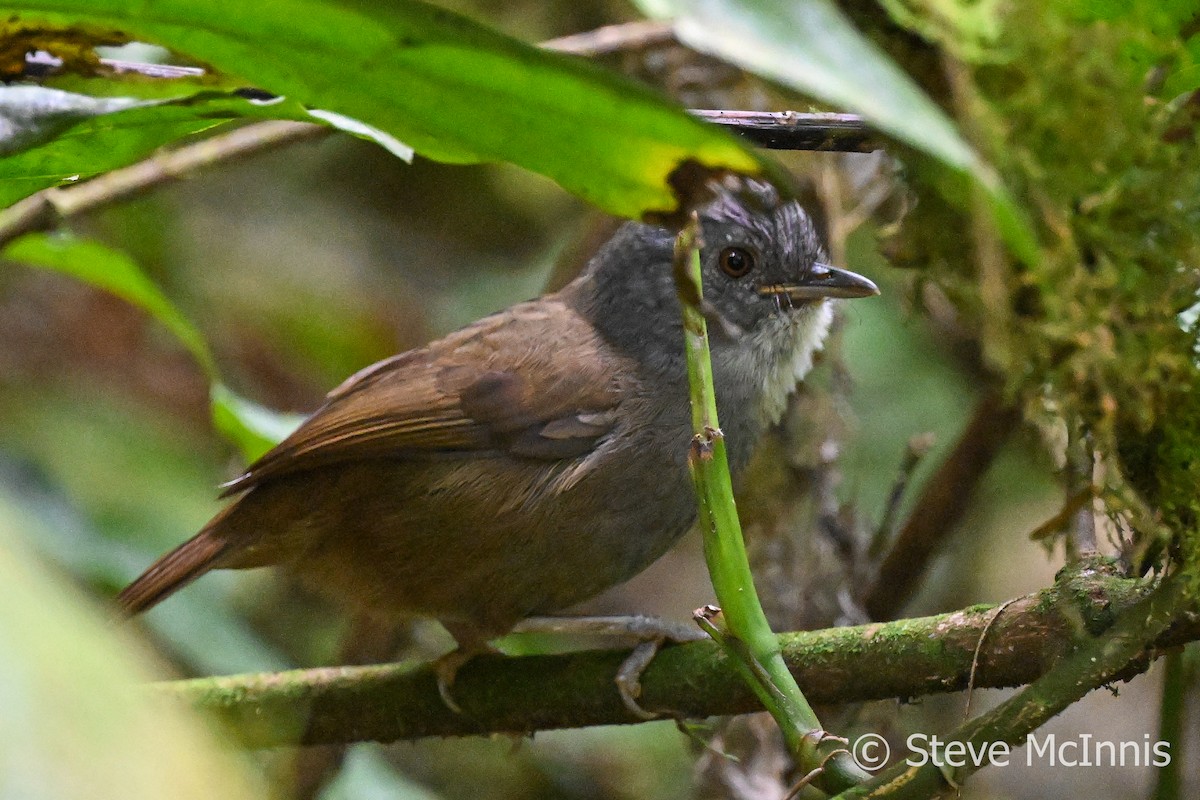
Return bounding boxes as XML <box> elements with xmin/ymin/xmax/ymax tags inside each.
<box><xmin>0</xmin><ymin>90</ymin><xmax>319</xmax><ymax>207</ymax></box>
<box><xmin>306</xmin><ymin>108</ymin><xmax>414</xmax><ymax>161</ymax></box>
<box><xmin>636</xmin><ymin>0</ymin><xmax>1039</xmax><ymax>265</ymax></box>
<box><xmin>320</xmin><ymin>746</ymin><xmax>443</xmax><ymax>800</ymax></box>
<box><xmin>1161</xmin><ymin>35</ymin><xmax>1200</xmax><ymax>100</ymax></box>
<box><xmin>7</xmin><ymin>0</ymin><xmax>761</xmax><ymax>219</ymax></box>
<box><xmin>4</xmin><ymin>232</ymin><xmax>218</xmax><ymax>378</ymax></box>
<box><xmin>0</xmin><ymin>85</ymin><xmax>158</xmax><ymax>155</ymax></box>
<box><xmin>0</xmin><ymin>96</ymin><xmax>220</xmax><ymax>207</ymax></box>
<box><xmin>211</xmin><ymin>383</ymin><xmax>304</xmax><ymax>463</ymax></box>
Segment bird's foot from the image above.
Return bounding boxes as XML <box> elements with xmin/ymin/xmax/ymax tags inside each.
<box><xmin>433</xmin><ymin>644</ymin><xmax>498</xmax><ymax>714</ymax></box>
<box><xmin>614</xmin><ymin>638</ymin><xmax>665</xmax><ymax>720</ymax></box>
<box><xmin>513</xmin><ymin>614</ymin><xmax>705</xmax><ymax>719</ymax></box>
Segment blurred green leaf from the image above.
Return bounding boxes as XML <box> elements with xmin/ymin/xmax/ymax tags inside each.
<box><xmin>0</xmin><ymin>87</ymin><xmax>328</xmax><ymax>207</ymax></box>
<box><xmin>0</xmin><ymin>85</ymin><xmax>156</xmax><ymax>155</ymax></box>
<box><xmin>0</xmin><ymin>396</ymin><xmax>293</xmax><ymax>676</ymax></box>
<box><xmin>0</xmin><ymin>81</ymin><xmax>419</xmax><ymax>206</ymax></box>
<box><xmin>636</xmin><ymin>0</ymin><xmax>1039</xmax><ymax>265</ymax></box>
<box><xmin>1161</xmin><ymin>35</ymin><xmax>1200</xmax><ymax>99</ymax></box>
<box><xmin>4</xmin><ymin>232</ymin><xmax>217</xmax><ymax>378</ymax></box>
<box><xmin>3</xmin><ymin>234</ymin><xmax>300</xmax><ymax>460</ymax></box>
<box><xmin>211</xmin><ymin>383</ymin><xmax>304</xmax><ymax>463</ymax></box>
<box><xmin>874</xmin><ymin>0</ymin><xmax>1002</xmax><ymax>62</ymax></box>
<box><xmin>0</xmin><ymin>519</ymin><xmax>261</xmax><ymax>800</ymax></box>
<box><xmin>1065</xmin><ymin>0</ymin><xmax>1198</xmax><ymax>28</ymax></box>
<box><xmin>6</xmin><ymin>0</ymin><xmax>761</xmax><ymax>218</ymax></box>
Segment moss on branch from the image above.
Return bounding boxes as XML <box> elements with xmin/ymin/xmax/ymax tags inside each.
<box><xmin>155</xmin><ymin>567</ymin><xmax>1199</xmax><ymax>749</ymax></box>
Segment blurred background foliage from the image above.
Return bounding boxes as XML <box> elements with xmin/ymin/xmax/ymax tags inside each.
<box><xmin>2</xmin><ymin>0</ymin><xmax>1199</xmax><ymax>798</ymax></box>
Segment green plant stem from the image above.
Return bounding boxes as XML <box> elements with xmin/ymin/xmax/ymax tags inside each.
<box><xmin>1153</xmin><ymin>643</ymin><xmax>1198</xmax><ymax>800</ymax></box>
<box><xmin>672</xmin><ymin>216</ymin><xmax>867</xmax><ymax>792</ymax></box>
<box><xmin>1154</xmin><ymin>648</ymin><xmax>1185</xmax><ymax>800</ymax></box>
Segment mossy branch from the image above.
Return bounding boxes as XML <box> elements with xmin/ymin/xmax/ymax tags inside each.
<box><xmin>153</xmin><ymin>571</ymin><xmax>1200</xmax><ymax>749</ymax></box>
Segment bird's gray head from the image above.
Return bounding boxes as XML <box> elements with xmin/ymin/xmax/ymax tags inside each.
<box><xmin>572</xmin><ymin>178</ymin><xmax>878</xmax><ymax>378</ymax></box>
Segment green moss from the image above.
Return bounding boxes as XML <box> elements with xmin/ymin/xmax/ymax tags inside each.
<box><xmin>894</xmin><ymin>1</ymin><xmax>1200</xmax><ymax>561</ymax></box>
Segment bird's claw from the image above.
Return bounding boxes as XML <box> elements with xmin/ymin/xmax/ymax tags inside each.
<box><xmin>616</xmin><ymin>638</ymin><xmax>664</xmax><ymax>720</ymax></box>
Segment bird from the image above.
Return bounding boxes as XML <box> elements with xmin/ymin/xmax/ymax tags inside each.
<box><xmin>117</xmin><ymin>177</ymin><xmax>878</xmax><ymax>686</ymax></box>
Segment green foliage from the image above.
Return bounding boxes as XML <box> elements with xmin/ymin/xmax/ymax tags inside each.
<box><xmin>0</xmin><ymin>97</ymin><xmax>231</xmax><ymax>207</ymax></box>
<box><xmin>210</xmin><ymin>384</ymin><xmax>304</xmax><ymax>463</ymax></box>
<box><xmin>5</xmin><ymin>0</ymin><xmax>761</xmax><ymax>219</ymax></box>
<box><xmin>0</xmin><ymin>85</ymin><xmax>418</xmax><ymax>207</ymax></box>
<box><xmin>1156</xmin><ymin>392</ymin><xmax>1200</xmax><ymax>548</ymax></box>
<box><xmin>6</xmin><ymin>233</ymin><xmax>217</xmax><ymax>376</ymax></box>
<box><xmin>875</xmin><ymin>0</ymin><xmax>1004</xmax><ymax>62</ymax></box>
<box><xmin>2</xmin><ymin>0</ymin><xmax>1198</xmax><ymax>796</ymax></box>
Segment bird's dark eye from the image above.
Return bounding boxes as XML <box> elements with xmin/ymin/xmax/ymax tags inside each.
<box><xmin>719</xmin><ymin>246</ymin><xmax>755</xmax><ymax>278</ymax></box>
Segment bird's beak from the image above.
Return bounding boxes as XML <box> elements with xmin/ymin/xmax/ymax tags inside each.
<box><xmin>757</xmin><ymin>263</ymin><xmax>880</xmax><ymax>302</ymax></box>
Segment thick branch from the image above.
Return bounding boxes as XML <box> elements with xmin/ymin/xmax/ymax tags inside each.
<box><xmin>156</xmin><ymin>570</ymin><xmax>1198</xmax><ymax>749</ymax></box>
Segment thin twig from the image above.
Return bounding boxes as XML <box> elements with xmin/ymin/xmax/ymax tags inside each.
<box><xmin>541</xmin><ymin>19</ymin><xmax>675</xmax><ymax>55</ymax></box>
<box><xmin>870</xmin><ymin>432</ymin><xmax>936</xmax><ymax>558</ymax></box>
<box><xmin>963</xmin><ymin>597</ymin><xmax>1018</xmax><ymax>720</ymax></box>
<box><xmin>0</xmin><ymin>120</ymin><xmax>327</xmax><ymax>248</ymax></box>
<box><xmin>864</xmin><ymin>392</ymin><xmax>1018</xmax><ymax>621</ymax></box>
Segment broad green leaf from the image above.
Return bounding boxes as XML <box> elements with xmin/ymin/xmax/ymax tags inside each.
<box><xmin>0</xmin><ymin>80</ymin><xmax>416</xmax><ymax>206</ymax></box>
<box><xmin>306</xmin><ymin>107</ymin><xmax>414</xmax><ymax>161</ymax></box>
<box><xmin>1161</xmin><ymin>35</ymin><xmax>1200</xmax><ymax>100</ymax></box>
<box><xmin>3</xmin><ymin>234</ymin><xmax>300</xmax><ymax>461</ymax></box>
<box><xmin>636</xmin><ymin>0</ymin><xmax>1039</xmax><ymax>265</ymax></box>
<box><xmin>0</xmin><ymin>98</ymin><xmax>224</xmax><ymax>207</ymax></box>
<box><xmin>7</xmin><ymin>0</ymin><xmax>761</xmax><ymax>219</ymax></box>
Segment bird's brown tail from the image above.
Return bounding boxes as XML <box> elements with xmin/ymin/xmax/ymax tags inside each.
<box><xmin>117</xmin><ymin>526</ymin><xmax>230</xmax><ymax>615</ymax></box>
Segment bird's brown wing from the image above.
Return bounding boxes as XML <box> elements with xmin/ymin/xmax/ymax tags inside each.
<box><xmin>219</xmin><ymin>299</ymin><xmax>625</xmax><ymax>496</ymax></box>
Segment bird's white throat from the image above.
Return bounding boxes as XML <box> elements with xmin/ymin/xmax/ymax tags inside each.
<box><xmin>717</xmin><ymin>301</ymin><xmax>835</xmax><ymax>428</ymax></box>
